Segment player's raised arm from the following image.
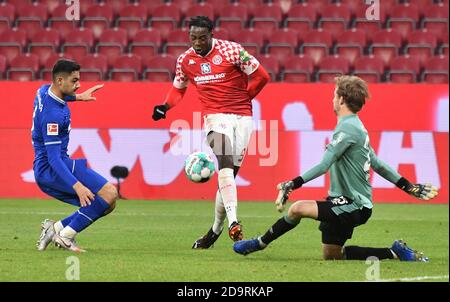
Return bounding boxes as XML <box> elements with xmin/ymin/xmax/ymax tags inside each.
<box><xmin>152</xmin><ymin>86</ymin><xmax>187</xmax><ymax>121</ymax></box>
<box><xmin>247</xmin><ymin>64</ymin><xmax>270</xmax><ymax>100</ymax></box>
<box><xmin>369</xmin><ymin>147</ymin><xmax>438</xmax><ymax>200</ymax></box>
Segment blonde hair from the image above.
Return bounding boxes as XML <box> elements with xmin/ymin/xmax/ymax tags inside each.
<box><xmin>335</xmin><ymin>75</ymin><xmax>370</xmax><ymax>113</ymax></box>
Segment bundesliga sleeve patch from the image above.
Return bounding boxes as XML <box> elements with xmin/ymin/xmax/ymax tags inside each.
<box><xmin>47</xmin><ymin>123</ymin><xmax>59</xmax><ymax>136</ymax></box>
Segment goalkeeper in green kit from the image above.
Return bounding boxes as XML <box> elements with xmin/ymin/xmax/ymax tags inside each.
<box><xmin>233</xmin><ymin>75</ymin><xmax>438</xmax><ymax>261</ymax></box>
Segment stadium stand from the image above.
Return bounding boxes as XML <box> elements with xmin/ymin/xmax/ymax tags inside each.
<box><xmin>0</xmin><ymin>0</ymin><xmax>447</xmax><ymax>82</ymax></box>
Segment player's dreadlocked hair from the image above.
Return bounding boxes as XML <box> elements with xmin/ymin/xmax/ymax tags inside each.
<box><xmin>189</xmin><ymin>16</ymin><xmax>214</xmax><ymax>32</ymax></box>
<box><xmin>335</xmin><ymin>75</ymin><xmax>370</xmax><ymax>113</ymax></box>
<box><xmin>52</xmin><ymin>59</ymin><xmax>80</xmax><ymax>81</ymax></box>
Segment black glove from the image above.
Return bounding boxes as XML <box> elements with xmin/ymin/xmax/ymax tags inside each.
<box><xmin>396</xmin><ymin>177</ymin><xmax>438</xmax><ymax>200</ymax></box>
<box><xmin>152</xmin><ymin>104</ymin><xmax>168</xmax><ymax>121</ymax></box>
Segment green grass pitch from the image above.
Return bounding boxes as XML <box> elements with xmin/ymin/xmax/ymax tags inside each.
<box><xmin>0</xmin><ymin>199</ymin><xmax>448</xmax><ymax>282</ymax></box>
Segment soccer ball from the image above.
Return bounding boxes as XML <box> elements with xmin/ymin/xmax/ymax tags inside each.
<box><xmin>184</xmin><ymin>152</ymin><xmax>215</xmax><ymax>183</ymax></box>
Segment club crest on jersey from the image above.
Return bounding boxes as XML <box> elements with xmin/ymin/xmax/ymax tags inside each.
<box><xmin>212</xmin><ymin>55</ymin><xmax>222</xmax><ymax>65</ymax></box>
<box><xmin>200</xmin><ymin>63</ymin><xmax>211</xmax><ymax>74</ymax></box>
<box><xmin>47</xmin><ymin>123</ymin><xmax>59</xmax><ymax>136</ymax></box>
<box><xmin>239</xmin><ymin>50</ymin><xmax>250</xmax><ymax>62</ymax></box>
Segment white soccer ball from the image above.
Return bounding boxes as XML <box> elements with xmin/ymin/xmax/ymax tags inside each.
<box><xmin>184</xmin><ymin>152</ymin><xmax>216</xmax><ymax>183</ymax></box>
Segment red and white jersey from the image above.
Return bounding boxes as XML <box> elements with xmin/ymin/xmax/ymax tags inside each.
<box><xmin>173</xmin><ymin>38</ymin><xmax>260</xmax><ymax>116</ymax></box>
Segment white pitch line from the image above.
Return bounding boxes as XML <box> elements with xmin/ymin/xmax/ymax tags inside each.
<box><xmin>366</xmin><ymin>275</ymin><xmax>449</xmax><ymax>282</ymax></box>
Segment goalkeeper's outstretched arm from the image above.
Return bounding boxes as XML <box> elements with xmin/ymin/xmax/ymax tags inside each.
<box><xmin>369</xmin><ymin>147</ymin><xmax>438</xmax><ymax>200</ymax></box>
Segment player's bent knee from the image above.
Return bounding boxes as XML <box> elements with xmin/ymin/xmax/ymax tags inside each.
<box><xmin>98</xmin><ymin>183</ymin><xmax>119</xmax><ymax>204</ymax></box>
<box><xmin>288</xmin><ymin>201</ymin><xmax>308</xmax><ymax>218</ymax></box>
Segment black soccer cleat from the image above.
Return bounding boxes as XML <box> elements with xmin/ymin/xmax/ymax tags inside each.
<box><xmin>192</xmin><ymin>228</ymin><xmax>222</xmax><ymax>249</ymax></box>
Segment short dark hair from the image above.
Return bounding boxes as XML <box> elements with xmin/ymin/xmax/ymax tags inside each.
<box><xmin>52</xmin><ymin>59</ymin><xmax>80</xmax><ymax>81</ymax></box>
<box><xmin>189</xmin><ymin>16</ymin><xmax>214</xmax><ymax>32</ymax></box>
<box><xmin>335</xmin><ymin>75</ymin><xmax>369</xmax><ymax>113</ymax></box>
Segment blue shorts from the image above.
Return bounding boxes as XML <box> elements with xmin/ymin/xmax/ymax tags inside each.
<box><xmin>35</xmin><ymin>158</ymin><xmax>108</xmax><ymax>207</ymax></box>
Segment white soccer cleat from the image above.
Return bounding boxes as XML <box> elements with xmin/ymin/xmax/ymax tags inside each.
<box><xmin>54</xmin><ymin>234</ymin><xmax>86</xmax><ymax>253</ymax></box>
<box><xmin>275</xmin><ymin>181</ymin><xmax>294</xmax><ymax>212</ymax></box>
<box><xmin>36</xmin><ymin>219</ymin><xmax>56</xmax><ymax>251</ymax></box>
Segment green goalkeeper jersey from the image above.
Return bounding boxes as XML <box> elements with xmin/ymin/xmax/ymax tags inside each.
<box><xmin>301</xmin><ymin>114</ymin><xmax>401</xmax><ymax>211</ymax></box>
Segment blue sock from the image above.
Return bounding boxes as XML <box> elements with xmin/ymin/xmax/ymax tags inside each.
<box><xmin>68</xmin><ymin>196</ymin><xmax>111</xmax><ymax>233</ymax></box>
<box><xmin>61</xmin><ymin>212</ymin><xmax>78</xmax><ymax>227</ymax></box>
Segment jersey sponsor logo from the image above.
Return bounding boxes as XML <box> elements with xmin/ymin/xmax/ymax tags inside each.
<box><xmin>212</xmin><ymin>55</ymin><xmax>222</xmax><ymax>65</ymax></box>
<box><xmin>193</xmin><ymin>73</ymin><xmax>226</xmax><ymax>84</ymax></box>
<box><xmin>331</xmin><ymin>196</ymin><xmax>349</xmax><ymax>205</ymax></box>
<box><xmin>47</xmin><ymin>123</ymin><xmax>59</xmax><ymax>136</ymax></box>
<box><xmin>188</xmin><ymin>59</ymin><xmax>196</xmax><ymax>65</ymax></box>
<box><xmin>201</xmin><ymin>63</ymin><xmax>211</xmax><ymax>74</ymax></box>
<box><xmin>331</xmin><ymin>132</ymin><xmax>346</xmax><ymax>146</ymax></box>
<box><xmin>239</xmin><ymin>50</ymin><xmax>250</xmax><ymax>62</ymax></box>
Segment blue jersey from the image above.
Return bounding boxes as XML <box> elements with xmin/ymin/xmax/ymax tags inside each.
<box><xmin>32</xmin><ymin>84</ymin><xmax>78</xmax><ymax>188</ymax></box>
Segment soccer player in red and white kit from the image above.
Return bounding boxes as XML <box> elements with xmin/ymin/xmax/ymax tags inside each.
<box><xmin>152</xmin><ymin>16</ymin><xmax>270</xmax><ymax>248</ymax></box>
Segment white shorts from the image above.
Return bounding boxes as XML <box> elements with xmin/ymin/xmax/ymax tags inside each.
<box><xmin>203</xmin><ymin>113</ymin><xmax>253</xmax><ymax>167</ymax></box>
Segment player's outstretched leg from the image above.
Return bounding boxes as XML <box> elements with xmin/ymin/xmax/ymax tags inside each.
<box><xmin>233</xmin><ymin>237</ymin><xmax>265</xmax><ymax>255</ymax></box>
<box><xmin>36</xmin><ymin>219</ymin><xmax>56</xmax><ymax>251</ymax></box>
<box><xmin>391</xmin><ymin>239</ymin><xmax>429</xmax><ymax>262</ymax></box>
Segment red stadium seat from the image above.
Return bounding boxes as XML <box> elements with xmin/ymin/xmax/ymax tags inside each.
<box><xmin>334</xmin><ymin>29</ymin><xmax>367</xmax><ymax>66</ymax></box>
<box><xmin>143</xmin><ymin>54</ymin><xmax>177</xmax><ymax>82</ymax></box>
<box><xmin>304</xmin><ymin>0</ymin><xmax>329</xmax><ymax>13</ymax></box>
<box><xmin>353</xmin><ymin>56</ymin><xmax>385</xmax><ymax>83</ymax></box>
<box><xmin>369</xmin><ymin>30</ymin><xmax>402</xmax><ymax>67</ymax></box>
<box><xmin>300</xmin><ymin>30</ymin><xmax>333</xmax><ymax>66</ymax></box>
<box><xmin>238</xmin><ymin>0</ymin><xmax>264</xmax><ymax>12</ymax></box>
<box><xmin>0</xmin><ymin>29</ymin><xmax>26</xmax><ymax>65</ymax></box>
<box><xmin>96</xmin><ymin>28</ymin><xmax>128</xmax><ymax>68</ymax></box>
<box><xmin>405</xmin><ymin>30</ymin><xmax>438</xmax><ymax>66</ymax></box>
<box><xmin>79</xmin><ymin>54</ymin><xmax>108</xmax><ymax>81</ymax></box>
<box><xmin>4</xmin><ymin>0</ymin><xmax>32</xmax><ymax>10</ymax></box>
<box><xmin>280</xmin><ymin>55</ymin><xmax>315</xmax><ymax>83</ymax></box>
<box><xmin>7</xmin><ymin>53</ymin><xmax>39</xmax><ymax>81</ymax></box>
<box><xmin>163</xmin><ymin>28</ymin><xmax>191</xmax><ymax>58</ymax></box>
<box><xmin>283</xmin><ymin>3</ymin><xmax>316</xmax><ymax>32</ymax></box>
<box><xmin>40</xmin><ymin>53</ymin><xmax>74</xmax><ymax>80</ymax></box>
<box><xmin>249</xmin><ymin>4</ymin><xmax>283</xmax><ymax>40</ymax></box>
<box><xmin>82</xmin><ymin>4</ymin><xmax>113</xmax><ymax>39</ymax></box>
<box><xmin>138</xmin><ymin>0</ymin><xmax>165</xmax><ymax>16</ymax></box>
<box><xmin>170</xmin><ymin>0</ymin><xmax>196</xmax><ymax>15</ymax></box>
<box><xmin>115</xmin><ymin>4</ymin><xmax>148</xmax><ymax>40</ymax></box>
<box><xmin>387</xmin><ymin>4</ymin><xmax>420</xmax><ymax>41</ymax></box>
<box><xmin>62</xmin><ymin>28</ymin><xmax>95</xmax><ymax>63</ymax></box>
<box><xmin>0</xmin><ymin>54</ymin><xmax>6</xmax><ymax>79</ymax></box>
<box><xmin>216</xmin><ymin>3</ymin><xmax>248</xmax><ymax>32</ymax></box>
<box><xmin>28</xmin><ymin>28</ymin><xmax>60</xmax><ymax>67</ymax></box>
<box><xmin>149</xmin><ymin>3</ymin><xmax>181</xmax><ymax>40</ymax></box>
<box><xmin>257</xmin><ymin>54</ymin><xmax>280</xmax><ymax>82</ymax></box>
<box><xmin>230</xmin><ymin>29</ymin><xmax>264</xmax><ymax>56</ymax></box>
<box><xmin>48</xmin><ymin>5</ymin><xmax>79</xmax><ymax>42</ymax></box>
<box><xmin>338</xmin><ymin>0</ymin><xmax>367</xmax><ymax>17</ymax></box>
<box><xmin>0</xmin><ymin>3</ymin><xmax>14</xmax><ymax>35</ymax></box>
<box><xmin>213</xmin><ymin>27</ymin><xmax>230</xmax><ymax>41</ymax></box>
<box><xmin>421</xmin><ymin>3</ymin><xmax>449</xmax><ymax>41</ymax></box>
<box><xmin>102</xmin><ymin>0</ymin><xmax>129</xmax><ymax>16</ymax></box>
<box><xmin>15</xmin><ymin>3</ymin><xmax>48</xmax><ymax>39</ymax></box>
<box><xmin>318</xmin><ymin>4</ymin><xmax>351</xmax><ymax>40</ymax></box>
<box><xmin>202</xmin><ymin>0</ymin><xmax>228</xmax><ymax>16</ymax></box>
<box><xmin>406</xmin><ymin>0</ymin><xmax>434</xmax><ymax>8</ymax></box>
<box><xmin>421</xmin><ymin>56</ymin><xmax>449</xmax><ymax>83</ymax></box>
<box><xmin>265</xmin><ymin>29</ymin><xmax>299</xmax><ymax>68</ymax></box>
<box><xmin>183</xmin><ymin>3</ymin><xmax>215</xmax><ymax>27</ymax></box>
<box><xmin>130</xmin><ymin>29</ymin><xmax>162</xmax><ymax>66</ymax></box>
<box><xmin>439</xmin><ymin>34</ymin><xmax>449</xmax><ymax>56</ymax></box>
<box><xmin>109</xmin><ymin>55</ymin><xmax>143</xmax><ymax>81</ymax></box>
<box><xmin>387</xmin><ymin>56</ymin><xmax>421</xmax><ymax>83</ymax></box>
<box><xmin>39</xmin><ymin>0</ymin><xmax>61</xmax><ymax>15</ymax></box>
<box><xmin>316</xmin><ymin>56</ymin><xmax>350</xmax><ymax>82</ymax></box>
<box><xmin>352</xmin><ymin>2</ymin><xmax>387</xmax><ymax>42</ymax></box>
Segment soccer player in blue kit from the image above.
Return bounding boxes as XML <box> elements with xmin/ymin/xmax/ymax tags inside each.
<box><xmin>34</xmin><ymin>60</ymin><xmax>118</xmax><ymax>253</ymax></box>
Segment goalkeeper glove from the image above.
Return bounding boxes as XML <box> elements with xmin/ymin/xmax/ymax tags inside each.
<box><xmin>275</xmin><ymin>176</ymin><xmax>304</xmax><ymax>212</ymax></box>
<box><xmin>152</xmin><ymin>104</ymin><xmax>168</xmax><ymax>121</ymax></box>
<box><xmin>396</xmin><ymin>177</ymin><xmax>438</xmax><ymax>200</ymax></box>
